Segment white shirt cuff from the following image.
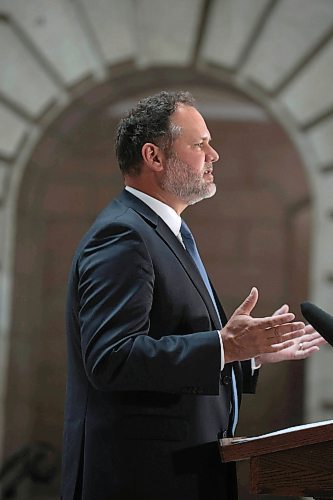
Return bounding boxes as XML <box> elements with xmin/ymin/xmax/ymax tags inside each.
<box><xmin>251</xmin><ymin>357</ymin><xmax>261</xmax><ymax>374</ymax></box>
<box><xmin>218</xmin><ymin>331</ymin><xmax>260</xmax><ymax>374</ymax></box>
<box><xmin>217</xmin><ymin>330</ymin><xmax>225</xmax><ymax>371</ymax></box>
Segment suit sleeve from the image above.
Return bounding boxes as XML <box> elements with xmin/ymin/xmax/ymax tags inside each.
<box><xmin>76</xmin><ymin>223</ymin><xmax>221</xmax><ymax>394</ymax></box>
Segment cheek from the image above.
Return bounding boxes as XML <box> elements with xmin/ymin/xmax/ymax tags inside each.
<box><xmin>193</xmin><ymin>158</ymin><xmax>206</xmax><ymax>173</ymax></box>
<box><xmin>185</xmin><ymin>152</ymin><xmax>205</xmax><ymax>169</ymax></box>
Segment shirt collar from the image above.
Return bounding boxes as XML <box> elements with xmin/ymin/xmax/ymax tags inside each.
<box><xmin>125</xmin><ymin>186</ymin><xmax>182</xmax><ymax>237</ymax></box>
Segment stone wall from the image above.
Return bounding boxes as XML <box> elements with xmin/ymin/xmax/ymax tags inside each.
<box><xmin>0</xmin><ymin>2</ymin><xmax>333</xmax><ymax>495</ymax></box>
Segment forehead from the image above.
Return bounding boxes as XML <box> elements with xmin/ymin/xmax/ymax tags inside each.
<box><xmin>170</xmin><ymin>104</ymin><xmax>210</xmax><ymax>138</ymax></box>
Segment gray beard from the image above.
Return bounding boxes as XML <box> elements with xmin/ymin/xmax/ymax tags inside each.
<box><xmin>160</xmin><ymin>154</ymin><xmax>216</xmax><ymax>205</ymax></box>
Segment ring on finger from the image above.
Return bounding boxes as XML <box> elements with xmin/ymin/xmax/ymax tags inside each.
<box><xmin>299</xmin><ymin>342</ymin><xmax>303</xmax><ymax>350</ymax></box>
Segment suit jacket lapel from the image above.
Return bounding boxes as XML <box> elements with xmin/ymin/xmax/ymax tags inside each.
<box><xmin>155</xmin><ymin>219</ymin><xmax>222</xmax><ymax>330</ymax></box>
<box><xmin>117</xmin><ymin>190</ymin><xmax>222</xmax><ymax>330</ymax></box>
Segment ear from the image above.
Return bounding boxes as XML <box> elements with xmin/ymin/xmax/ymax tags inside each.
<box><xmin>141</xmin><ymin>143</ymin><xmax>165</xmax><ymax>172</ymax></box>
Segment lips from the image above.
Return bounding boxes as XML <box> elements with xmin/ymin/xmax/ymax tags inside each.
<box><xmin>204</xmin><ymin>163</ymin><xmax>213</xmax><ymax>175</ymax></box>
<box><xmin>204</xmin><ymin>168</ymin><xmax>213</xmax><ymax>175</ymax></box>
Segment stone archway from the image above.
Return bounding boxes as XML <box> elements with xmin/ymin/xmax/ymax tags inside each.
<box><xmin>0</xmin><ymin>0</ymin><xmax>333</xmax><ymax>490</ymax></box>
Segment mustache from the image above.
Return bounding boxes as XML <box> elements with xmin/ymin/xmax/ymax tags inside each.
<box><xmin>204</xmin><ymin>164</ymin><xmax>213</xmax><ymax>173</ymax></box>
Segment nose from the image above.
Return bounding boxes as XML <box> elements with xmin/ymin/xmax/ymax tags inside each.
<box><xmin>206</xmin><ymin>144</ymin><xmax>219</xmax><ymax>163</ymax></box>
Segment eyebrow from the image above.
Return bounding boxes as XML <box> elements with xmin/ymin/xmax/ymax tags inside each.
<box><xmin>200</xmin><ymin>135</ymin><xmax>212</xmax><ymax>142</ymax></box>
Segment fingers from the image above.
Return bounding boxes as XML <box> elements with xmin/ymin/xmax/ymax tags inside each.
<box><xmin>293</xmin><ymin>333</ymin><xmax>323</xmax><ymax>360</ymax></box>
<box><xmin>303</xmin><ymin>324</ymin><xmax>328</xmax><ymax>346</ymax></box>
<box><xmin>265</xmin><ymin>331</ymin><xmax>304</xmax><ymax>352</ymax></box>
<box><xmin>302</xmin><ymin>331</ymin><xmax>324</xmax><ymax>342</ymax></box>
<box><xmin>297</xmin><ymin>329</ymin><xmax>328</xmax><ymax>347</ymax></box>
<box><xmin>235</xmin><ymin>287</ymin><xmax>258</xmax><ymax>316</ymax></box>
<box><xmin>260</xmin><ymin>340</ymin><xmax>301</xmax><ymax>356</ymax></box>
<box><xmin>295</xmin><ymin>345</ymin><xmax>320</xmax><ymax>359</ymax></box>
<box><xmin>298</xmin><ymin>335</ymin><xmax>327</xmax><ymax>350</ymax></box>
<box><xmin>267</xmin><ymin>321</ymin><xmax>305</xmax><ymax>340</ymax></box>
<box><xmin>304</xmin><ymin>324</ymin><xmax>316</xmax><ymax>335</ymax></box>
<box><xmin>224</xmin><ymin>291</ymin><xmax>316</xmax><ymax>363</ymax></box>
<box><xmin>268</xmin><ymin>339</ymin><xmax>296</xmax><ymax>353</ymax></box>
<box><xmin>252</xmin><ymin>312</ymin><xmax>295</xmax><ymax>330</ymax></box>
<box><xmin>304</xmin><ymin>324</ymin><xmax>328</xmax><ymax>344</ymax></box>
<box><xmin>273</xmin><ymin>304</ymin><xmax>289</xmax><ymax>316</ymax></box>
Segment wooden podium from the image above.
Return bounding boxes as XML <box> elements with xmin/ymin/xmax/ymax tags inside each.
<box><xmin>219</xmin><ymin>420</ymin><xmax>333</xmax><ymax>499</ymax></box>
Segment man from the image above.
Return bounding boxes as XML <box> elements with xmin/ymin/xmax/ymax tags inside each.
<box><xmin>61</xmin><ymin>91</ymin><xmax>323</xmax><ymax>500</ymax></box>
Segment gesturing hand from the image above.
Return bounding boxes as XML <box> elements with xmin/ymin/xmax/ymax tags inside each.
<box><xmin>256</xmin><ymin>304</ymin><xmax>327</xmax><ymax>365</ymax></box>
<box><xmin>221</xmin><ymin>288</ymin><xmax>305</xmax><ymax>364</ymax></box>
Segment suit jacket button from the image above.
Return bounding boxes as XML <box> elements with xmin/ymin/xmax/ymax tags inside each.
<box><xmin>220</xmin><ymin>374</ymin><xmax>231</xmax><ymax>385</ymax></box>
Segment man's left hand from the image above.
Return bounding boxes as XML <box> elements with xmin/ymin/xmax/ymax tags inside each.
<box><xmin>255</xmin><ymin>304</ymin><xmax>327</xmax><ymax>365</ymax></box>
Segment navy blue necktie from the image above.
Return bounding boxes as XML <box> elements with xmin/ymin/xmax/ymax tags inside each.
<box><xmin>180</xmin><ymin>219</ymin><xmax>239</xmax><ymax>434</ymax></box>
<box><xmin>180</xmin><ymin>220</ymin><xmax>218</xmax><ymax>311</ymax></box>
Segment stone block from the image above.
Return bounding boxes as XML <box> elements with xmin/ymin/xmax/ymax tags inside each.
<box><xmin>80</xmin><ymin>0</ymin><xmax>135</xmax><ymax>65</ymax></box>
<box><xmin>135</xmin><ymin>0</ymin><xmax>202</xmax><ymax>65</ymax></box>
<box><xmin>0</xmin><ymin>336</ymin><xmax>9</xmax><ymax>401</ymax></box>
<box><xmin>0</xmin><ymin>335</ymin><xmax>9</xmax><ymax>457</ymax></box>
<box><xmin>0</xmin><ymin>162</ymin><xmax>8</xmax><ymax>202</ymax></box>
<box><xmin>2</xmin><ymin>0</ymin><xmax>99</xmax><ymax>85</ymax></box>
<box><xmin>280</xmin><ymin>39</ymin><xmax>333</xmax><ymax>125</ymax></box>
<box><xmin>316</xmin><ymin>174</ymin><xmax>333</xmax><ymax>212</ymax></box>
<box><xmin>0</xmin><ymin>22</ymin><xmax>58</xmax><ymax>118</ymax></box>
<box><xmin>306</xmin><ymin>348</ymin><xmax>333</xmax><ymax>422</ymax></box>
<box><xmin>201</xmin><ymin>0</ymin><xmax>270</xmax><ymax>68</ymax></box>
<box><xmin>0</xmin><ymin>208</ymin><xmax>6</xmax><ymax>269</ymax></box>
<box><xmin>0</xmin><ymin>105</ymin><xmax>27</xmax><ymax>160</ymax></box>
<box><xmin>312</xmin><ymin>280</ymin><xmax>333</xmax><ymax>319</ymax></box>
<box><xmin>312</xmin><ymin>176</ymin><xmax>333</xmax><ymax>307</ymax></box>
<box><xmin>243</xmin><ymin>0</ymin><xmax>333</xmax><ymax>91</ymax></box>
<box><xmin>247</xmin><ymin>224</ymin><xmax>286</xmax><ymax>264</ymax></box>
<box><xmin>307</xmin><ymin>117</ymin><xmax>333</xmax><ymax>168</ymax></box>
<box><xmin>42</xmin><ymin>182</ymin><xmax>92</xmax><ymax>217</ymax></box>
<box><xmin>314</xmin><ymin>220</ymin><xmax>333</xmax><ymax>279</ymax></box>
<box><xmin>214</xmin><ymin>188</ymin><xmax>284</xmax><ymax>221</ymax></box>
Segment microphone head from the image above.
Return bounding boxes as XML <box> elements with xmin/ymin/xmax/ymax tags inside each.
<box><xmin>301</xmin><ymin>301</ymin><xmax>333</xmax><ymax>347</ymax></box>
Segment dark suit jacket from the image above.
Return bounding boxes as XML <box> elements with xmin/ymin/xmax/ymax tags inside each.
<box><xmin>61</xmin><ymin>189</ymin><xmax>258</xmax><ymax>500</ymax></box>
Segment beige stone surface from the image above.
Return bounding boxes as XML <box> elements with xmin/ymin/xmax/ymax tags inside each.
<box><xmin>0</xmin><ymin>336</ymin><xmax>8</xmax><ymax>397</ymax></box>
<box><xmin>201</xmin><ymin>0</ymin><xmax>269</xmax><ymax>68</ymax></box>
<box><xmin>0</xmin><ymin>206</ymin><xmax>10</xmax><ymax>339</ymax></box>
<box><xmin>0</xmin><ymin>162</ymin><xmax>8</xmax><ymax>202</ymax></box>
<box><xmin>2</xmin><ymin>0</ymin><xmax>99</xmax><ymax>85</ymax></box>
<box><xmin>306</xmin><ymin>193</ymin><xmax>333</xmax><ymax>419</ymax></box>
<box><xmin>280</xmin><ymin>39</ymin><xmax>333</xmax><ymax>125</ymax></box>
<box><xmin>308</xmin><ymin>117</ymin><xmax>333</xmax><ymax>168</ymax></box>
<box><xmin>0</xmin><ymin>208</ymin><xmax>4</xmax><ymax>267</ymax></box>
<box><xmin>135</xmin><ymin>0</ymin><xmax>202</xmax><ymax>65</ymax></box>
<box><xmin>0</xmin><ymin>105</ymin><xmax>28</xmax><ymax>160</ymax></box>
<box><xmin>306</xmin><ymin>346</ymin><xmax>333</xmax><ymax>422</ymax></box>
<box><xmin>243</xmin><ymin>0</ymin><xmax>333</xmax><ymax>91</ymax></box>
<box><xmin>0</xmin><ymin>335</ymin><xmax>9</xmax><ymax>462</ymax></box>
<box><xmin>314</xmin><ymin>221</ymin><xmax>333</xmax><ymax>285</ymax></box>
<box><xmin>80</xmin><ymin>0</ymin><xmax>136</xmax><ymax>65</ymax></box>
<box><xmin>0</xmin><ymin>22</ymin><xmax>58</xmax><ymax>117</ymax></box>
<box><xmin>312</xmin><ymin>175</ymin><xmax>333</xmax><ymax>312</ymax></box>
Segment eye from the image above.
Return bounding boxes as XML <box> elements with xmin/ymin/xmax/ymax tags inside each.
<box><xmin>194</xmin><ymin>142</ymin><xmax>204</xmax><ymax>148</ymax></box>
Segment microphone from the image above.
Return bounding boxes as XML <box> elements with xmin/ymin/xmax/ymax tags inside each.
<box><xmin>300</xmin><ymin>301</ymin><xmax>333</xmax><ymax>347</ymax></box>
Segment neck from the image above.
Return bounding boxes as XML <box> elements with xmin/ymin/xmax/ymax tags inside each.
<box><xmin>124</xmin><ymin>178</ymin><xmax>187</xmax><ymax>215</ymax></box>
